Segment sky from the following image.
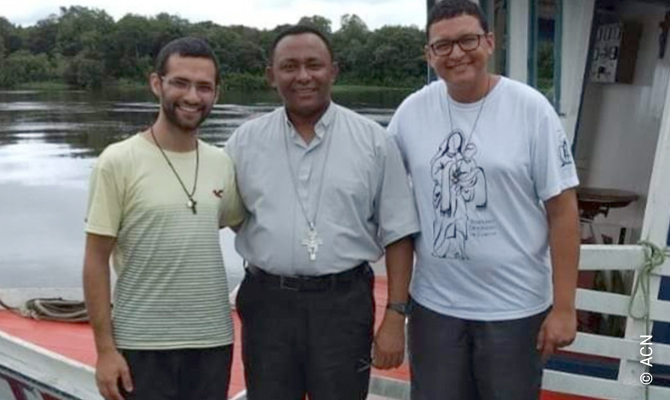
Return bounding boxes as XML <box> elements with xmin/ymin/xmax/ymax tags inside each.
<box><xmin>1</xmin><ymin>0</ymin><xmax>427</xmax><ymax>31</ymax></box>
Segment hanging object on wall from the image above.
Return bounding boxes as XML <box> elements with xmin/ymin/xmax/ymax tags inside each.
<box><xmin>659</xmin><ymin>11</ymin><xmax>670</xmax><ymax>59</ymax></box>
<box><xmin>590</xmin><ymin>21</ymin><xmax>642</xmax><ymax>84</ymax></box>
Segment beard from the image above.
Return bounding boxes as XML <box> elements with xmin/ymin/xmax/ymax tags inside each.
<box><xmin>161</xmin><ymin>100</ymin><xmax>212</xmax><ymax>131</ymax></box>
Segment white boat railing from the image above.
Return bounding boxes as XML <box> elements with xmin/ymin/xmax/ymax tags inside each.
<box><xmin>542</xmin><ymin>45</ymin><xmax>670</xmax><ymax>399</ymax></box>
<box><xmin>542</xmin><ymin>245</ymin><xmax>670</xmax><ymax>400</ymax></box>
<box><xmin>0</xmin><ymin>330</ymin><xmax>101</xmax><ymax>400</ymax></box>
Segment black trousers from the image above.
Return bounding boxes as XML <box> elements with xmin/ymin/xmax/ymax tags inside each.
<box><xmin>120</xmin><ymin>345</ymin><xmax>233</xmax><ymax>400</ymax></box>
<box><xmin>237</xmin><ymin>264</ymin><xmax>375</xmax><ymax>400</ymax></box>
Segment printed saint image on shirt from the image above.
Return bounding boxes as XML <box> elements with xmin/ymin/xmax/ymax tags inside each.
<box><xmin>430</xmin><ymin>130</ymin><xmax>488</xmax><ymax>260</ymax></box>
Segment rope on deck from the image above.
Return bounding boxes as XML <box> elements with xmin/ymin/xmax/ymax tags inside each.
<box><xmin>0</xmin><ymin>297</ymin><xmax>88</xmax><ymax>322</ymax></box>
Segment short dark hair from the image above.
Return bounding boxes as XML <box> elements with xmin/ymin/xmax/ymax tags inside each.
<box><xmin>427</xmin><ymin>0</ymin><xmax>489</xmax><ymax>38</ymax></box>
<box><xmin>268</xmin><ymin>25</ymin><xmax>334</xmax><ymax>64</ymax></box>
<box><xmin>154</xmin><ymin>37</ymin><xmax>221</xmax><ymax>85</ymax></box>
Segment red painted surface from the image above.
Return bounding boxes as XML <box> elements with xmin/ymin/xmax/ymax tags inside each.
<box><xmin>0</xmin><ymin>309</ymin><xmax>246</xmax><ymax>398</ymax></box>
<box><xmin>0</xmin><ymin>277</ymin><xmax>600</xmax><ymax>400</ymax></box>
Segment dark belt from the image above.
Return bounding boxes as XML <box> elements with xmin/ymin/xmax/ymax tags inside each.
<box><xmin>246</xmin><ymin>263</ymin><xmax>368</xmax><ymax>291</ymax></box>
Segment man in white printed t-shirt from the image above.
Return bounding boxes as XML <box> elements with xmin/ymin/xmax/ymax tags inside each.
<box><xmin>387</xmin><ymin>1</ymin><xmax>581</xmax><ymax>399</ymax></box>
<box><xmin>83</xmin><ymin>37</ymin><xmax>244</xmax><ymax>400</ymax></box>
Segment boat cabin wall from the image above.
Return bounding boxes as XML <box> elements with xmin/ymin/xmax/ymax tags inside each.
<box><xmin>575</xmin><ymin>0</ymin><xmax>670</xmax><ymax>240</ymax></box>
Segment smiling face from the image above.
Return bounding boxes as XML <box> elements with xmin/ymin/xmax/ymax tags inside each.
<box><xmin>427</xmin><ymin>14</ymin><xmax>494</xmax><ymax>94</ymax></box>
<box><xmin>266</xmin><ymin>32</ymin><xmax>338</xmax><ymax>119</ymax></box>
<box><xmin>150</xmin><ymin>54</ymin><xmax>219</xmax><ymax>132</ymax></box>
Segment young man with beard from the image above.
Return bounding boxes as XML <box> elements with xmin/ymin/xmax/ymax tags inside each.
<box><xmin>387</xmin><ymin>1</ymin><xmax>580</xmax><ymax>399</ymax></box>
<box><xmin>83</xmin><ymin>37</ymin><xmax>244</xmax><ymax>400</ymax></box>
<box><xmin>225</xmin><ymin>25</ymin><xmax>419</xmax><ymax>400</ymax></box>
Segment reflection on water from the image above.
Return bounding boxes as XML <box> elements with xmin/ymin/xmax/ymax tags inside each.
<box><xmin>0</xmin><ymin>143</ymin><xmax>93</xmax><ymax>188</ymax></box>
<box><xmin>0</xmin><ymin>88</ymin><xmax>405</xmax><ymax>289</ymax></box>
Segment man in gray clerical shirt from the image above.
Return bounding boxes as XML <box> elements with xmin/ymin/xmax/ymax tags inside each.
<box><xmin>225</xmin><ymin>25</ymin><xmax>420</xmax><ymax>400</ymax></box>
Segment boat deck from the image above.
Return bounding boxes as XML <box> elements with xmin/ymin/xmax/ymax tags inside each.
<box><xmin>0</xmin><ymin>277</ymin><xmax>598</xmax><ymax>399</ymax></box>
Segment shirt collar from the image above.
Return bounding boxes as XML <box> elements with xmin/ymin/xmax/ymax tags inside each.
<box><xmin>282</xmin><ymin>101</ymin><xmax>337</xmax><ymax>141</ymax></box>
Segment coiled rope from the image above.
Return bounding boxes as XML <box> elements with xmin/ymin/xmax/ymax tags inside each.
<box><xmin>0</xmin><ymin>297</ymin><xmax>88</xmax><ymax>322</ymax></box>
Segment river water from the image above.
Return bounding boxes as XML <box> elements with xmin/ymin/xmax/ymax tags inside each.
<box><xmin>0</xmin><ymin>87</ymin><xmax>410</xmax><ymax>289</ymax></box>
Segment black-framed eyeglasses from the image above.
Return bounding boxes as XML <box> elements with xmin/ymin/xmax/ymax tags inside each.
<box><xmin>429</xmin><ymin>34</ymin><xmax>486</xmax><ymax>57</ymax></box>
<box><xmin>159</xmin><ymin>76</ymin><xmax>216</xmax><ymax>96</ymax></box>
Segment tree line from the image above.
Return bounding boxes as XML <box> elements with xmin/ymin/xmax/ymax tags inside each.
<box><xmin>0</xmin><ymin>7</ymin><xmax>427</xmax><ymax>90</ymax></box>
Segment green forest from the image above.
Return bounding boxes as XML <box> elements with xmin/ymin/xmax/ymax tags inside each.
<box><xmin>0</xmin><ymin>7</ymin><xmax>428</xmax><ymax>91</ymax></box>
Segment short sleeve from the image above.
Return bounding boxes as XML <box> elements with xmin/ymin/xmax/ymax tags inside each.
<box><xmin>531</xmin><ymin>106</ymin><xmax>580</xmax><ymax>201</ymax></box>
<box><xmin>386</xmin><ymin>100</ymin><xmax>410</xmax><ymax>170</ymax></box>
<box><xmin>85</xmin><ymin>152</ymin><xmax>124</xmax><ymax>237</ymax></box>
<box><xmin>219</xmin><ymin>153</ymin><xmax>246</xmax><ymax>228</ymax></box>
<box><xmin>375</xmin><ymin>134</ymin><xmax>420</xmax><ymax>246</ymax></box>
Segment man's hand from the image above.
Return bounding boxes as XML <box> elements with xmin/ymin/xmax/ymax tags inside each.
<box><xmin>537</xmin><ymin>307</ymin><xmax>577</xmax><ymax>361</ymax></box>
<box><xmin>372</xmin><ymin>312</ymin><xmax>406</xmax><ymax>369</ymax></box>
<box><xmin>95</xmin><ymin>349</ymin><xmax>133</xmax><ymax>400</ymax></box>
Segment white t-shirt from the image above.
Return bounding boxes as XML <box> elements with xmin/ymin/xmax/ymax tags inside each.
<box><xmin>388</xmin><ymin>77</ymin><xmax>579</xmax><ymax>321</ymax></box>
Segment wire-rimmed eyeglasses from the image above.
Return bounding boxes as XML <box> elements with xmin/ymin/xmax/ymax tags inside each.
<box><xmin>159</xmin><ymin>76</ymin><xmax>216</xmax><ymax>96</ymax></box>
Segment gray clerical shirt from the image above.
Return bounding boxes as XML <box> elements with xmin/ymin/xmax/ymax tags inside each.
<box><xmin>225</xmin><ymin>102</ymin><xmax>419</xmax><ymax>276</ymax></box>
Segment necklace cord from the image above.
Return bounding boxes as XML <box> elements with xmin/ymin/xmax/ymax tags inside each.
<box><xmin>283</xmin><ymin>123</ymin><xmax>334</xmax><ymax>230</ymax></box>
<box><xmin>446</xmin><ymin>74</ymin><xmax>492</xmax><ymax>146</ymax></box>
<box><xmin>149</xmin><ymin>126</ymin><xmax>199</xmax><ymax>208</ymax></box>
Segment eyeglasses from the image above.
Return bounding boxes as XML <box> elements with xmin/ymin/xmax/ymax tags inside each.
<box><xmin>429</xmin><ymin>34</ymin><xmax>485</xmax><ymax>57</ymax></box>
<box><xmin>160</xmin><ymin>76</ymin><xmax>216</xmax><ymax>96</ymax></box>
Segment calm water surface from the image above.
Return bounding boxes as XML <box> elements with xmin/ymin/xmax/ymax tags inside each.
<box><xmin>0</xmin><ymin>88</ymin><xmax>409</xmax><ymax>289</ymax></box>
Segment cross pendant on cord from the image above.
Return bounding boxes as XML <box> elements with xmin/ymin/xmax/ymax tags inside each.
<box><xmin>187</xmin><ymin>199</ymin><xmax>197</xmax><ymax>215</ymax></box>
<box><xmin>302</xmin><ymin>228</ymin><xmax>323</xmax><ymax>261</ymax></box>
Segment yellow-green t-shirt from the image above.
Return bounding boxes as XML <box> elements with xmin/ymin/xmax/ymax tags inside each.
<box><xmin>85</xmin><ymin>134</ymin><xmax>245</xmax><ymax>350</ymax></box>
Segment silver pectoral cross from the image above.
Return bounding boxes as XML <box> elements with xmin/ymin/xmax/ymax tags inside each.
<box><xmin>302</xmin><ymin>228</ymin><xmax>323</xmax><ymax>261</ymax></box>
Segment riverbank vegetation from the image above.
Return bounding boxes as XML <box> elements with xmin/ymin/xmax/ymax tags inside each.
<box><xmin>0</xmin><ymin>7</ymin><xmax>427</xmax><ymax>91</ymax></box>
